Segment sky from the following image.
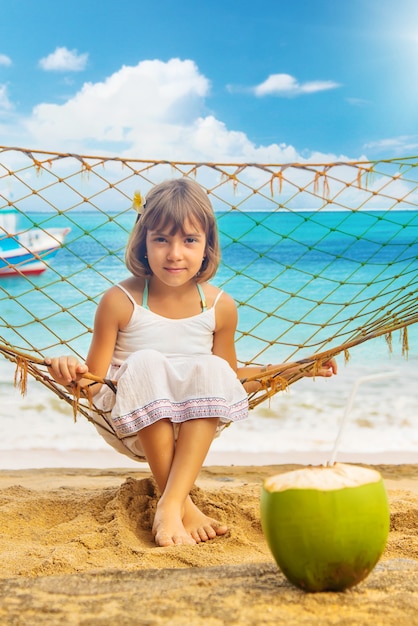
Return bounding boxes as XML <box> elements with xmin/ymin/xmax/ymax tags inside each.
<box><xmin>1</xmin><ymin>0</ymin><xmax>418</xmax><ymax>164</ymax></box>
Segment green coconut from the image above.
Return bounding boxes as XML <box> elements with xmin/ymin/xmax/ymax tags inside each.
<box><xmin>260</xmin><ymin>463</ymin><xmax>390</xmax><ymax>592</ymax></box>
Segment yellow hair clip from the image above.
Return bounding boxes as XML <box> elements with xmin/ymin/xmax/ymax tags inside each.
<box><xmin>133</xmin><ymin>190</ymin><xmax>145</xmax><ymax>215</ymax></box>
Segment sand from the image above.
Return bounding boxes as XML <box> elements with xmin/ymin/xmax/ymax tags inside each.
<box><xmin>0</xmin><ymin>461</ymin><xmax>417</xmax><ymax>625</ymax></box>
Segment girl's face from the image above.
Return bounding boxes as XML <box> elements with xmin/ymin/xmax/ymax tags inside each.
<box><xmin>145</xmin><ymin>218</ymin><xmax>207</xmax><ymax>287</ymax></box>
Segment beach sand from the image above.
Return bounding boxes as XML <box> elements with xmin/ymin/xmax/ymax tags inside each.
<box><xmin>0</xmin><ymin>459</ymin><xmax>417</xmax><ymax>625</ymax></box>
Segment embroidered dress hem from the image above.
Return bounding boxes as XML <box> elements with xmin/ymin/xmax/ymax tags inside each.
<box><xmin>112</xmin><ymin>395</ymin><xmax>248</xmax><ymax>438</ymax></box>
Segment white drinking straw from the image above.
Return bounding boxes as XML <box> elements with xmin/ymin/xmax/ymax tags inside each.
<box><xmin>328</xmin><ymin>371</ymin><xmax>399</xmax><ymax>466</ymax></box>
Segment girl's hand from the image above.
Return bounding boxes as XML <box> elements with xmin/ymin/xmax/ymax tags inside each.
<box><xmin>45</xmin><ymin>356</ymin><xmax>89</xmax><ymax>387</ymax></box>
<box><xmin>306</xmin><ymin>357</ymin><xmax>338</xmax><ymax>378</ymax></box>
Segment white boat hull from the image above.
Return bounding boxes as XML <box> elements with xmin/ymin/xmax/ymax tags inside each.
<box><xmin>0</xmin><ymin>227</ymin><xmax>70</xmax><ymax>276</ymax></box>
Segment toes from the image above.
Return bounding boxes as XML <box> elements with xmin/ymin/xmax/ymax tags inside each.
<box><xmin>155</xmin><ymin>532</ymin><xmax>196</xmax><ymax>547</ymax></box>
<box><xmin>191</xmin><ymin>530</ymin><xmax>202</xmax><ymax>543</ymax></box>
<box><xmin>202</xmin><ymin>525</ymin><xmax>216</xmax><ymax>540</ymax></box>
<box><xmin>155</xmin><ymin>533</ymin><xmax>175</xmax><ymax>547</ymax></box>
<box><xmin>173</xmin><ymin>534</ymin><xmax>196</xmax><ymax>546</ymax></box>
<box><xmin>194</xmin><ymin>523</ymin><xmax>228</xmax><ymax>542</ymax></box>
<box><xmin>196</xmin><ymin>526</ymin><xmax>210</xmax><ymax>542</ymax></box>
<box><xmin>213</xmin><ymin>523</ymin><xmax>228</xmax><ymax>536</ymax></box>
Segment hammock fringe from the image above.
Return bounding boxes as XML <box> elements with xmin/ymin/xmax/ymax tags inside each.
<box><xmin>14</xmin><ymin>357</ymin><xmax>28</xmax><ymax>396</ymax></box>
<box><xmin>402</xmin><ymin>326</ymin><xmax>409</xmax><ymax>357</ymax></box>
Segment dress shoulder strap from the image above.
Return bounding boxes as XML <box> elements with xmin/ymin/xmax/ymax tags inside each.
<box><xmin>213</xmin><ymin>289</ymin><xmax>224</xmax><ymax>308</ymax></box>
<box><xmin>196</xmin><ymin>283</ymin><xmax>224</xmax><ymax>311</ymax></box>
<box><xmin>116</xmin><ymin>282</ymin><xmax>149</xmax><ymax>309</ymax></box>
<box><xmin>196</xmin><ymin>283</ymin><xmax>207</xmax><ymax>312</ymax></box>
<box><xmin>116</xmin><ymin>283</ymin><xmax>137</xmax><ymax>306</ymax></box>
<box><xmin>142</xmin><ymin>279</ymin><xmax>150</xmax><ymax>310</ymax></box>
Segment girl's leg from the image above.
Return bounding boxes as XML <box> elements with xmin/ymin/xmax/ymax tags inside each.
<box><xmin>136</xmin><ymin>417</ymin><xmax>227</xmax><ymax>546</ymax></box>
<box><xmin>157</xmin><ymin>417</ymin><xmax>228</xmax><ymax>545</ymax></box>
<box><xmin>136</xmin><ymin>419</ymin><xmax>193</xmax><ymax>545</ymax></box>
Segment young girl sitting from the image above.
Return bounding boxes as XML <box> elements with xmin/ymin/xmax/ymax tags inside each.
<box><xmin>46</xmin><ymin>178</ymin><xmax>337</xmax><ymax>547</ymax></box>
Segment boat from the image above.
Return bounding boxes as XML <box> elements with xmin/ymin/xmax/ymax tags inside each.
<box><xmin>0</xmin><ymin>208</ymin><xmax>70</xmax><ymax>276</ymax></box>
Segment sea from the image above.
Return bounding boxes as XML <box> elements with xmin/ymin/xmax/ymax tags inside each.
<box><xmin>0</xmin><ymin>209</ymin><xmax>417</xmax><ymax>467</ymax></box>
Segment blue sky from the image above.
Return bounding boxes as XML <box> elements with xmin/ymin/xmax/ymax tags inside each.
<box><xmin>1</xmin><ymin>0</ymin><xmax>418</xmax><ymax>162</ymax></box>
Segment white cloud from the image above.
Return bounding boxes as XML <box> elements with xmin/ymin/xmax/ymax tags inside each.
<box><xmin>39</xmin><ymin>47</ymin><xmax>88</xmax><ymax>72</ymax></box>
<box><xmin>0</xmin><ymin>54</ymin><xmax>12</xmax><ymax>67</ymax></box>
<box><xmin>364</xmin><ymin>135</ymin><xmax>418</xmax><ymax>155</ymax></box>
<box><xmin>254</xmin><ymin>73</ymin><xmax>340</xmax><ymax>97</ymax></box>
<box><xmin>4</xmin><ymin>57</ymin><xmax>351</xmax><ymax>164</ymax></box>
<box><xmin>346</xmin><ymin>97</ymin><xmax>370</xmax><ymax>106</ymax></box>
<box><xmin>0</xmin><ymin>84</ymin><xmax>13</xmax><ymax>111</ymax></box>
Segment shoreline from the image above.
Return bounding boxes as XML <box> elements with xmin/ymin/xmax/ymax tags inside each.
<box><xmin>0</xmin><ymin>447</ymin><xmax>416</xmax><ymax>470</ymax></box>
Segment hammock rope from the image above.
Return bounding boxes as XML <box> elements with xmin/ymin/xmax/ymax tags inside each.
<box><xmin>0</xmin><ymin>146</ymin><xmax>417</xmax><ymax>426</ymax></box>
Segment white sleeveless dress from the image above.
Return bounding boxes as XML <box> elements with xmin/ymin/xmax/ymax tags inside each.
<box><xmin>91</xmin><ymin>281</ymin><xmax>249</xmax><ymax>461</ymax></box>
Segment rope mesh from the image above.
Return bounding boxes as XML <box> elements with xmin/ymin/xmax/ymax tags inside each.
<box><xmin>0</xmin><ymin>146</ymin><xmax>417</xmax><ymax>414</ymax></box>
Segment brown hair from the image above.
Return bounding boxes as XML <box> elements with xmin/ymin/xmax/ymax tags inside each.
<box><xmin>125</xmin><ymin>178</ymin><xmax>220</xmax><ymax>281</ymax></box>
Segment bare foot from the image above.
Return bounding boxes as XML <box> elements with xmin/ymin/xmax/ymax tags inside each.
<box><xmin>183</xmin><ymin>496</ymin><xmax>228</xmax><ymax>543</ymax></box>
<box><xmin>152</xmin><ymin>501</ymin><xmax>196</xmax><ymax>547</ymax></box>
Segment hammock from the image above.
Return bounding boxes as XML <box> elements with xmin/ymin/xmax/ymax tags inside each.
<box><xmin>1</xmin><ymin>146</ymin><xmax>417</xmax><ymax>441</ymax></box>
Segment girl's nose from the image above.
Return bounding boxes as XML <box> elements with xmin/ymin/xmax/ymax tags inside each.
<box><xmin>167</xmin><ymin>242</ymin><xmax>182</xmax><ymax>260</ymax></box>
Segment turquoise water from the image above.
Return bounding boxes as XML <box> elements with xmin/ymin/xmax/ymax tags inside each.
<box><xmin>0</xmin><ymin>209</ymin><xmax>417</xmax><ymax>459</ymax></box>
<box><xmin>2</xmin><ymin>209</ymin><xmax>417</xmax><ymax>357</ymax></box>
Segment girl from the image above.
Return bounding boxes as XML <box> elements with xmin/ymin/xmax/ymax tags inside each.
<box><xmin>46</xmin><ymin>178</ymin><xmax>337</xmax><ymax>547</ymax></box>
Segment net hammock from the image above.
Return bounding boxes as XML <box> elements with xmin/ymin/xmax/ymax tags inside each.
<box><xmin>0</xmin><ymin>146</ymin><xmax>417</xmax><ymax>439</ymax></box>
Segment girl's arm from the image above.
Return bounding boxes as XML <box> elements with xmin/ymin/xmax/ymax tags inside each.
<box><xmin>238</xmin><ymin>359</ymin><xmax>337</xmax><ymax>381</ymax></box>
<box><xmin>211</xmin><ymin>292</ymin><xmax>240</xmax><ymax>371</ymax></box>
<box><xmin>238</xmin><ymin>359</ymin><xmax>337</xmax><ymax>393</ymax></box>
<box><xmin>46</xmin><ymin>286</ymin><xmax>132</xmax><ymax>394</ymax></box>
